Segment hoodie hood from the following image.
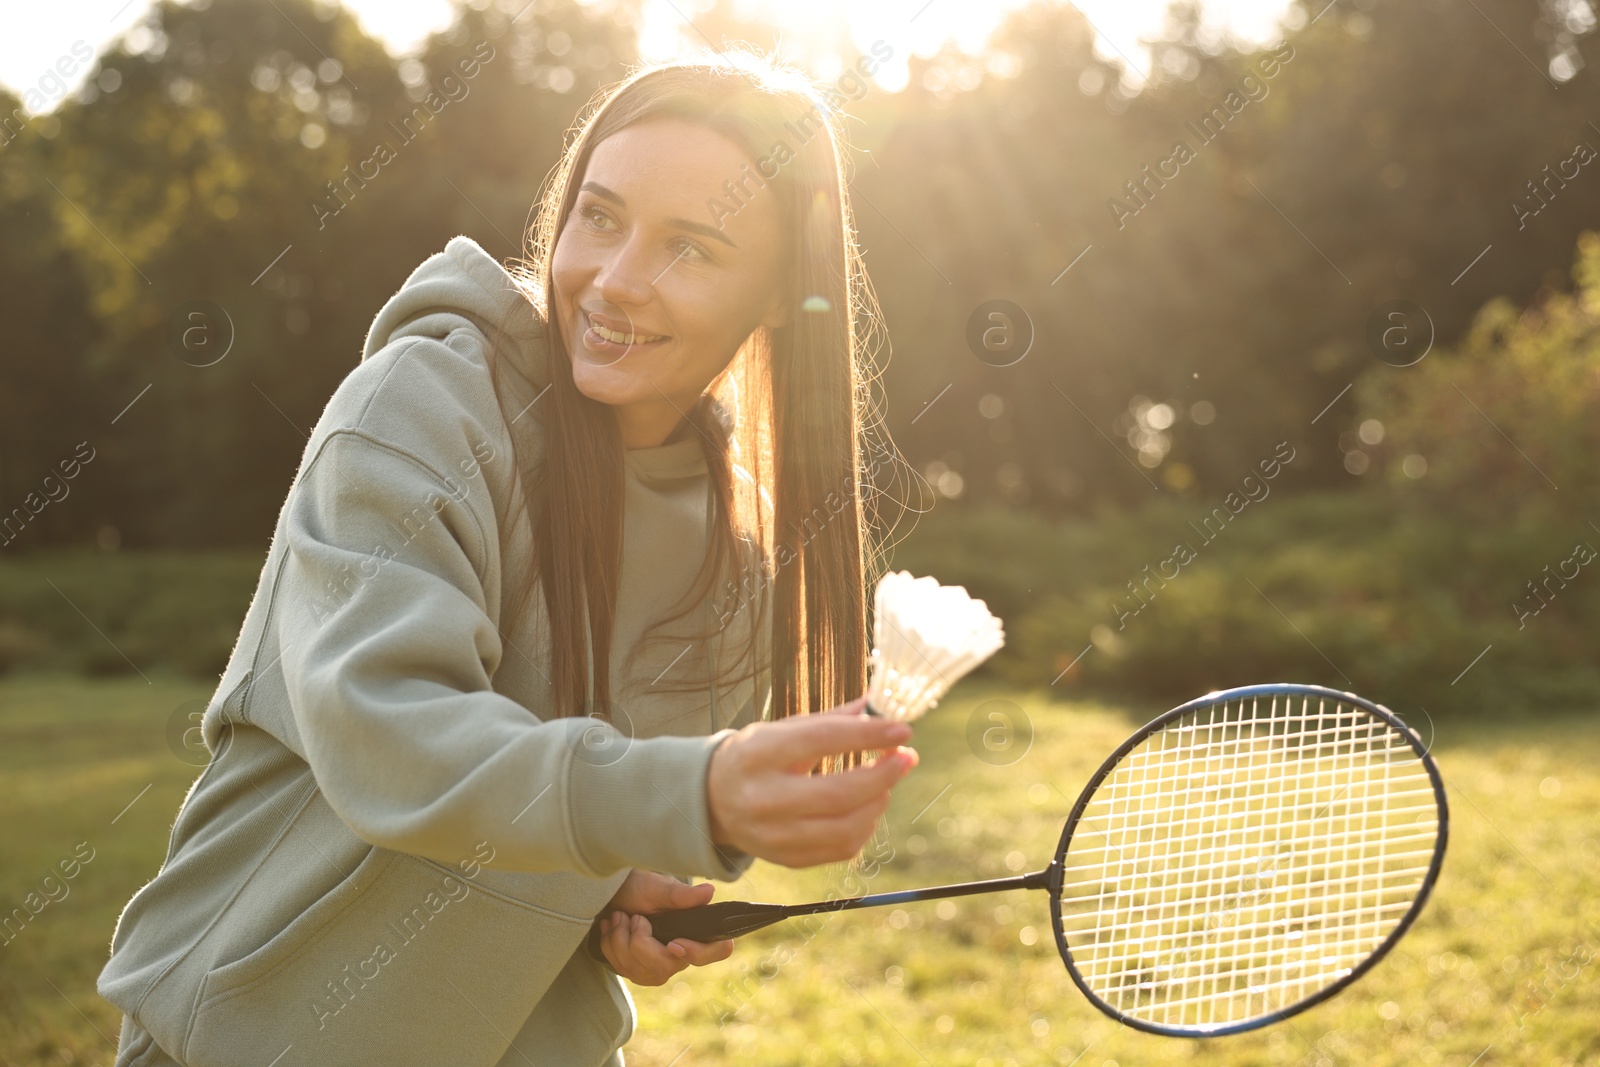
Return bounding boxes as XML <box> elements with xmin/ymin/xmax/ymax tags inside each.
<box><xmin>361</xmin><ymin>235</ymin><xmax>550</xmax><ymax>423</ymax></box>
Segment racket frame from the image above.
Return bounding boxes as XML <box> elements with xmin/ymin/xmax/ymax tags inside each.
<box><xmin>1048</xmin><ymin>682</ymin><xmax>1450</xmax><ymax>1037</ymax></box>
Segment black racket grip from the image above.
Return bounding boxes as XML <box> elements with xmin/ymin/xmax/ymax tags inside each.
<box><xmin>649</xmin><ymin>901</ymin><xmax>787</xmax><ymax>942</ymax></box>
<box><xmin>585</xmin><ymin>901</ymin><xmax>787</xmax><ymax>965</ymax></box>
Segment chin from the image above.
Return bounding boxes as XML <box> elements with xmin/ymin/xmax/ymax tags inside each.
<box><xmin>569</xmin><ymin>359</ymin><xmax>643</xmax><ymax>408</ymax></box>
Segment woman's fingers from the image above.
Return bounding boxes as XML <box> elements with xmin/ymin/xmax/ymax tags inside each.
<box><xmin>606</xmin><ymin>912</ymin><xmax>665</xmax><ymax>983</ymax></box>
<box><xmin>632</xmin><ymin>871</ymin><xmax>713</xmax><ymax>912</ymax></box>
<box><xmin>820</xmin><ymin>694</ymin><xmax>871</xmax><ymax>716</ymax></box>
<box><xmin>706</xmin><ymin>702</ymin><xmax>921</xmax><ymax>867</ymax></box>
<box><xmin>600</xmin><ymin>910</ymin><xmax>632</xmax><ymax>972</ymax></box>
<box><xmin>605</xmin><ymin>870</ymin><xmax>717</xmax><ymax>928</ymax></box>
<box><xmin>604</xmin><ymin>901</ymin><xmax>729</xmax><ymax>980</ymax></box>
<box><xmin>762</xmin><ymin>746</ymin><xmax>918</xmax><ymax>818</ymax></box>
<box><xmin>601</xmin><ymin>914</ymin><xmax>733</xmax><ymax>984</ymax></box>
<box><xmin>605</xmin><ymin>913</ymin><xmax>680</xmax><ymax>985</ymax></box>
<box><xmin>721</xmin><ymin>794</ymin><xmax>892</xmax><ymax>868</ymax></box>
<box><xmin>626</xmin><ymin>915</ymin><xmax>680</xmax><ymax>977</ymax></box>
<box><xmin>756</xmin><ymin>713</ymin><xmax>911</xmax><ymax>770</ymax></box>
<box><xmin>669</xmin><ymin>937</ymin><xmax>735</xmax><ymax>966</ymax></box>
<box><xmin>668</xmin><ymin>878</ymin><xmax>716</xmax><ymax>910</ymax></box>
<box><xmin>758</xmin><ymin>803</ymin><xmax>896</xmax><ymax>867</ymax></box>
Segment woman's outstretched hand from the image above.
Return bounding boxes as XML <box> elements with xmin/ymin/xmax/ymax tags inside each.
<box><xmin>598</xmin><ymin>870</ymin><xmax>733</xmax><ymax>985</ymax></box>
<box><xmin>706</xmin><ymin>695</ymin><xmax>919</xmax><ymax>868</ymax></box>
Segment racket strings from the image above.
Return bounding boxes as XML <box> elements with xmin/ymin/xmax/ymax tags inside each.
<box><xmin>1057</xmin><ymin>694</ymin><xmax>1440</xmax><ymax>1031</ymax></box>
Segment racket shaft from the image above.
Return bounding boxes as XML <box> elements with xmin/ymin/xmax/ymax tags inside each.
<box><xmin>784</xmin><ymin>869</ymin><xmax>1050</xmax><ymax>918</ymax></box>
<box><xmin>648</xmin><ymin>868</ymin><xmax>1052</xmax><ymax>943</ymax></box>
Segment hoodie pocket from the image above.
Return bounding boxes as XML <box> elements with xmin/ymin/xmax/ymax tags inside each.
<box><xmin>184</xmin><ymin>844</ymin><xmax>612</xmax><ymax>1067</ymax></box>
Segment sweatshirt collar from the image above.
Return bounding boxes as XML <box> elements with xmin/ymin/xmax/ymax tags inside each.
<box><xmin>625</xmin><ymin>433</ymin><xmax>709</xmax><ymax>483</ymax></box>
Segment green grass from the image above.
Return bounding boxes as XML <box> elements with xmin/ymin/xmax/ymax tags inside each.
<box><xmin>2</xmin><ymin>675</ymin><xmax>1597</xmax><ymax>1066</ymax></box>
<box><xmin>0</xmin><ymin>672</ymin><xmax>209</xmax><ymax>1063</ymax></box>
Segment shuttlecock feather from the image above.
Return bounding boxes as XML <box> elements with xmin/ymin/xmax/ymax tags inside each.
<box><xmin>864</xmin><ymin>571</ymin><xmax>1005</xmax><ymax>722</ymax></box>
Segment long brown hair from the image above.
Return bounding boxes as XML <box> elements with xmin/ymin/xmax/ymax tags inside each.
<box><xmin>491</xmin><ymin>50</ymin><xmax>895</xmax><ymax>730</ymax></box>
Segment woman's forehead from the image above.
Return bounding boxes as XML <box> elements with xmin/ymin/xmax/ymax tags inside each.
<box><xmin>583</xmin><ymin>119</ymin><xmax>784</xmax><ymax>243</ymax></box>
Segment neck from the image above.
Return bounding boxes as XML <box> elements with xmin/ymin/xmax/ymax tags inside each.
<box><xmin>618</xmin><ymin>397</ymin><xmax>697</xmax><ymax>449</ymax></box>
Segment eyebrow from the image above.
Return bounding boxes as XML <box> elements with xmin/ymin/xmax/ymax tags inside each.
<box><xmin>578</xmin><ymin>181</ymin><xmax>738</xmax><ymax>249</ymax></box>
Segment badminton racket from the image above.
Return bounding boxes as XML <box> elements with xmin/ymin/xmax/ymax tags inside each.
<box><xmin>587</xmin><ymin>683</ymin><xmax>1448</xmax><ymax>1037</ymax></box>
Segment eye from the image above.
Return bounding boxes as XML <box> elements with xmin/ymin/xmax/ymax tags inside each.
<box><xmin>579</xmin><ymin>205</ymin><xmax>615</xmax><ymax>231</ymax></box>
<box><xmin>671</xmin><ymin>237</ymin><xmax>711</xmax><ymax>262</ymax></box>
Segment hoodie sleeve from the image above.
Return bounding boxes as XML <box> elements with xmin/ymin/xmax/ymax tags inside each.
<box><xmin>277</xmin><ymin>428</ymin><xmax>752</xmax><ymax>882</ymax></box>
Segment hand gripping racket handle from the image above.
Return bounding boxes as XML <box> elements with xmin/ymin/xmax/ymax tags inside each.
<box><xmin>585</xmin><ymin>901</ymin><xmax>791</xmax><ymax>965</ymax></box>
<box><xmin>650</xmin><ymin>901</ymin><xmax>792</xmax><ymax>941</ymax></box>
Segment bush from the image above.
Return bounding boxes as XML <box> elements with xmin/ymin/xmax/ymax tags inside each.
<box><xmin>0</xmin><ymin>548</ymin><xmax>262</xmax><ymax>679</ymax></box>
<box><xmin>887</xmin><ymin>493</ymin><xmax>1600</xmax><ymax>716</ymax></box>
<box><xmin>888</xmin><ymin>232</ymin><xmax>1600</xmax><ymax>717</ymax></box>
<box><xmin>1353</xmin><ymin>230</ymin><xmax>1600</xmax><ymax>524</ymax></box>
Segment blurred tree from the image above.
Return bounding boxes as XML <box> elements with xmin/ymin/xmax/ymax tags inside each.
<box><xmin>390</xmin><ymin>0</ymin><xmax>642</xmax><ymax>264</ymax></box>
<box><xmin>31</xmin><ymin>0</ymin><xmax>411</xmax><ymax>547</ymax></box>
<box><xmin>0</xmin><ymin>98</ymin><xmax>101</xmax><ymax>550</ymax></box>
<box><xmin>1354</xmin><ymin>228</ymin><xmax>1600</xmax><ymax>524</ymax></box>
<box><xmin>856</xmin><ymin>0</ymin><xmax>1600</xmax><ymax>515</ymax></box>
<box><xmin>6</xmin><ymin>0</ymin><xmax>1600</xmax><ymax>551</ymax></box>
<box><xmin>19</xmin><ymin>0</ymin><xmax>637</xmax><ymax>548</ymax></box>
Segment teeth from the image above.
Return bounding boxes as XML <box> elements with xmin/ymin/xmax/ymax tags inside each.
<box><xmin>589</xmin><ymin>317</ymin><xmax>664</xmax><ymax>345</ymax></box>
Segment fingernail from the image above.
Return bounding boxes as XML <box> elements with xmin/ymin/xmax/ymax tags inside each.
<box><xmin>669</xmin><ymin>942</ymin><xmax>687</xmax><ymax>958</ymax></box>
<box><xmin>886</xmin><ymin>724</ymin><xmax>912</xmax><ymax>742</ymax></box>
<box><xmin>897</xmin><ymin>748</ymin><xmax>918</xmax><ymax>769</ymax></box>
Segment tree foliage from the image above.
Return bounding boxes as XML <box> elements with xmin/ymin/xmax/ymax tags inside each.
<box><xmin>1355</xmin><ymin>230</ymin><xmax>1600</xmax><ymax>523</ymax></box>
<box><xmin>1</xmin><ymin>0</ymin><xmax>1597</xmax><ymax>550</ymax></box>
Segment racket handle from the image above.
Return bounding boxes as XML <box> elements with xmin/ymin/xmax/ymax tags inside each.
<box><xmin>585</xmin><ymin>901</ymin><xmax>787</xmax><ymax>965</ymax></box>
<box><xmin>651</xmin><ymin>900</ymin><xmax>789</xmax><ymax>941</ymax></box>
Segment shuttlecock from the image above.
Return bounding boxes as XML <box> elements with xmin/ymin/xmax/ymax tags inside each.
<box><xmin>864</xmin><ymin>571</ymin><xmax>1005</xmax><ymax>722</ymax></box>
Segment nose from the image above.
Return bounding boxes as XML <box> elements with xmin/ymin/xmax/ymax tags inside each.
<box><xmin>591</xmin><ymin>232</ymin><xmax>657</xmax><ymax>309</ymax></box>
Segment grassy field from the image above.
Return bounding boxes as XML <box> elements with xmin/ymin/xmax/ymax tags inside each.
<box><xmin>1</xmin><ymin>674</ymin><xmax>1596</xmax><ymax>1066</ymax></box>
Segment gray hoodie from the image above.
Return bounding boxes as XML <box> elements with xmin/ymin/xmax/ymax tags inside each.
<box><xmin>97</xmin><ymin>236</ymin><xmax>769</xmax><ymax>1066</ymax></box>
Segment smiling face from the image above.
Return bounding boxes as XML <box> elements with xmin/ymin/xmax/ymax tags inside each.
<box><xmin>551</xmin><ymin>117</ymin><xmax>792</xmax><ymax>449</ymax></box>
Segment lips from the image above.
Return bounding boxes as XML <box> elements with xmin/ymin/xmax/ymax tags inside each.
<box><xmin>581</xmin><ymin>309</ymin><xmax>669</xmax><ymax>345</ymax></box>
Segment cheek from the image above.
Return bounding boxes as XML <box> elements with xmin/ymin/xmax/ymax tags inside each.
<box><xmin>551</xmin><ymin>219</ymin><xmax>603</xmax><ymax>286</ymax></box>
<box><xmin>663</xmin><ymin>277</ymin><xmax>764</xmax><ymax>349</ymax></box>
<box><xmin>550</xmin><ymin>237</ymin><xmax>581</xmax><ymax>295</ymax></box>
<box><xmin>550</xmin><ymin>240</ymin><xmax>594</xmax><ymax>340</ymax></box>
<box><xmin>665</xmin><ymin>301</ymin><xmax>746</xmax><ymax>385</ymax></box>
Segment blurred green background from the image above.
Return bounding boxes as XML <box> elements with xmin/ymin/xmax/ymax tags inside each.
<box><xmin>3</xmin><ymin>0</ymin><xmax>1599</xmax><ymax>1063</ymax></box>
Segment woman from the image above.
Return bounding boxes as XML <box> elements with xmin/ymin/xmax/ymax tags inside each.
<box><xmin>98</xmin><ymin>48</ymin><xmax>917</xmax><ymax>1067</ymax></box>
